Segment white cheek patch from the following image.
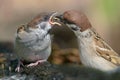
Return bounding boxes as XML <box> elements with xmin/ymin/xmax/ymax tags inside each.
<box><xmin>45</xmin><ymin>22</ymin><xmax>51</xmax><ymax>30</ymax></box>
<box><xmin>74</xmin><ymin>28</ymin><xmax>92</xmax><ymax>39</ymax></box>
<box><xmin>37</xmin><ymin>22</ymin><xmax>52</xmax><ymax>31</ymax></box>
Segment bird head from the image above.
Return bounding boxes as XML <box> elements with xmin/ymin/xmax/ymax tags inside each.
<box><xmin>53</xmin><ymin>10</ymin><xmax>92</xmax><ymax>32</ymax></box>
<box><xmin>16</xmin><ymin>12</ymin><xmax>62</xmax><ymax>42</ymax></box>
<box><xmin>17</xmin><ymin>12</ymin><xmax>61</xmax><ymax>34</ymax></box>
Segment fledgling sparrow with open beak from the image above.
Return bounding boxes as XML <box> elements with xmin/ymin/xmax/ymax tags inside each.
<box><xmin>14</xmin><ymin>12</ymin><xmax>61</xmax><ymax>72</ymax></box>
<box><xmin>56</xmin><ymin>10</ymin><xmax>120</xmax><ymax>72</ymax></box>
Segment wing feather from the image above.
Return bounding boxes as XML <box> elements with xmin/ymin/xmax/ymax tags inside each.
<box><xmin>91</xmin><ymin>28</ymin><xmax>120</xmax><ymax>65</ymax></box>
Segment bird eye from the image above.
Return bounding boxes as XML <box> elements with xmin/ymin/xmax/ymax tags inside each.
<box><xmin>63</xmin><ymin>19</ymin><xmax>75</xmax><ymax>24</ymax></box>
<box><xmin>57</xmin><ymin>16</ymin><xmax>74</xmax><ymax>25</ymax></box>
<box><xmin>44</xmin><ymin>15</ymin><xmax>49</xmax><ymax>21</ymax></box>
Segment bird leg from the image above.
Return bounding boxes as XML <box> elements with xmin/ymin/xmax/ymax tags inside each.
<box><xmin>15</xmin><ymin>60</ymin><xmax>24</xmax><ymax>72</ymax></box>
<box><xmin>27</xmin><ymin>59</ymin><xmax>46</xmax><ymax>67</ymax></box>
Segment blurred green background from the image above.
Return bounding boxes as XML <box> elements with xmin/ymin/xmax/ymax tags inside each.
<box><xmin>0</xmin><ymin>0</ymin><xmax>120</xmax><ymax>52</ymax></box>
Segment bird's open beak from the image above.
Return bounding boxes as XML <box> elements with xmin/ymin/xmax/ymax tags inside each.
<box><xmin>49</xmin><ymin>12</ymin><xmax>62</xmax><ymax>26</ymax></box>
<box><xmin>49</xmin><ymin>13</ymin><xmax>74</xmax><ymax>26</ymax></box>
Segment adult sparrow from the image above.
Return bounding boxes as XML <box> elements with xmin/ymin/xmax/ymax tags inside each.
<box><xmin>55</xmin><ymin>10</ymin><xmax>120</xmax><ymax>72</ymax></box>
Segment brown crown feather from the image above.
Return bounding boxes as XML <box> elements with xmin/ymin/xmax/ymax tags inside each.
<box><xmin>63</xmin><ymin>10</ymin><xmax>92</xmax><ymax>32</ymax></box>
<box><xmin>27</xmin><ymin>13</ymin><xmax>50</xmax><ymax>28</ymax></box>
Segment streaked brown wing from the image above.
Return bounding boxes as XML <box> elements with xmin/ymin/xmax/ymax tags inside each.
<box><xmin>91</xmin><ymin>28</ymin><xmax>120</xmax><ymax>65</ymax></box>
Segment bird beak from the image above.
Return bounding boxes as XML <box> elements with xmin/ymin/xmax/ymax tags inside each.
<box><xmin>49</xmin><ymin>13</ymin><xmax>74</xmax><ymax>26</ymax></box>
<box><xmin>49</xmin><ymin>12</ymin><xmax>62</xmax><ymax>26</ymax></box>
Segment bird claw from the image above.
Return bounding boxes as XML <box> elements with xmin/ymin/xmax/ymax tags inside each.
<box><xmin>27</xmin><ymin>62</ymin><xmax>39</xmax><ymax>67</ymax></box>
<box><xmin>15</xmin><ymin>67</ymin><xmax>20</xmax><ymax>72</ymax></box>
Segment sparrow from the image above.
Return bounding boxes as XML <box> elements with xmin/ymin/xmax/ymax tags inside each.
<box><xmin>55</xmin><ymin>10</ymin><xmax>120</xmax><ymax>72</ymax></box>
<box><xmin>14</xmin><ymin>12</ymin><xmax>61</xmax><ymax>72</ymax></box>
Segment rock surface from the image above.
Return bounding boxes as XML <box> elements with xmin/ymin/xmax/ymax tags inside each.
<box><xmin>1</xmin><ymin>61</ymin><xmax>120</xmax><ymax>80</ymax></box>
